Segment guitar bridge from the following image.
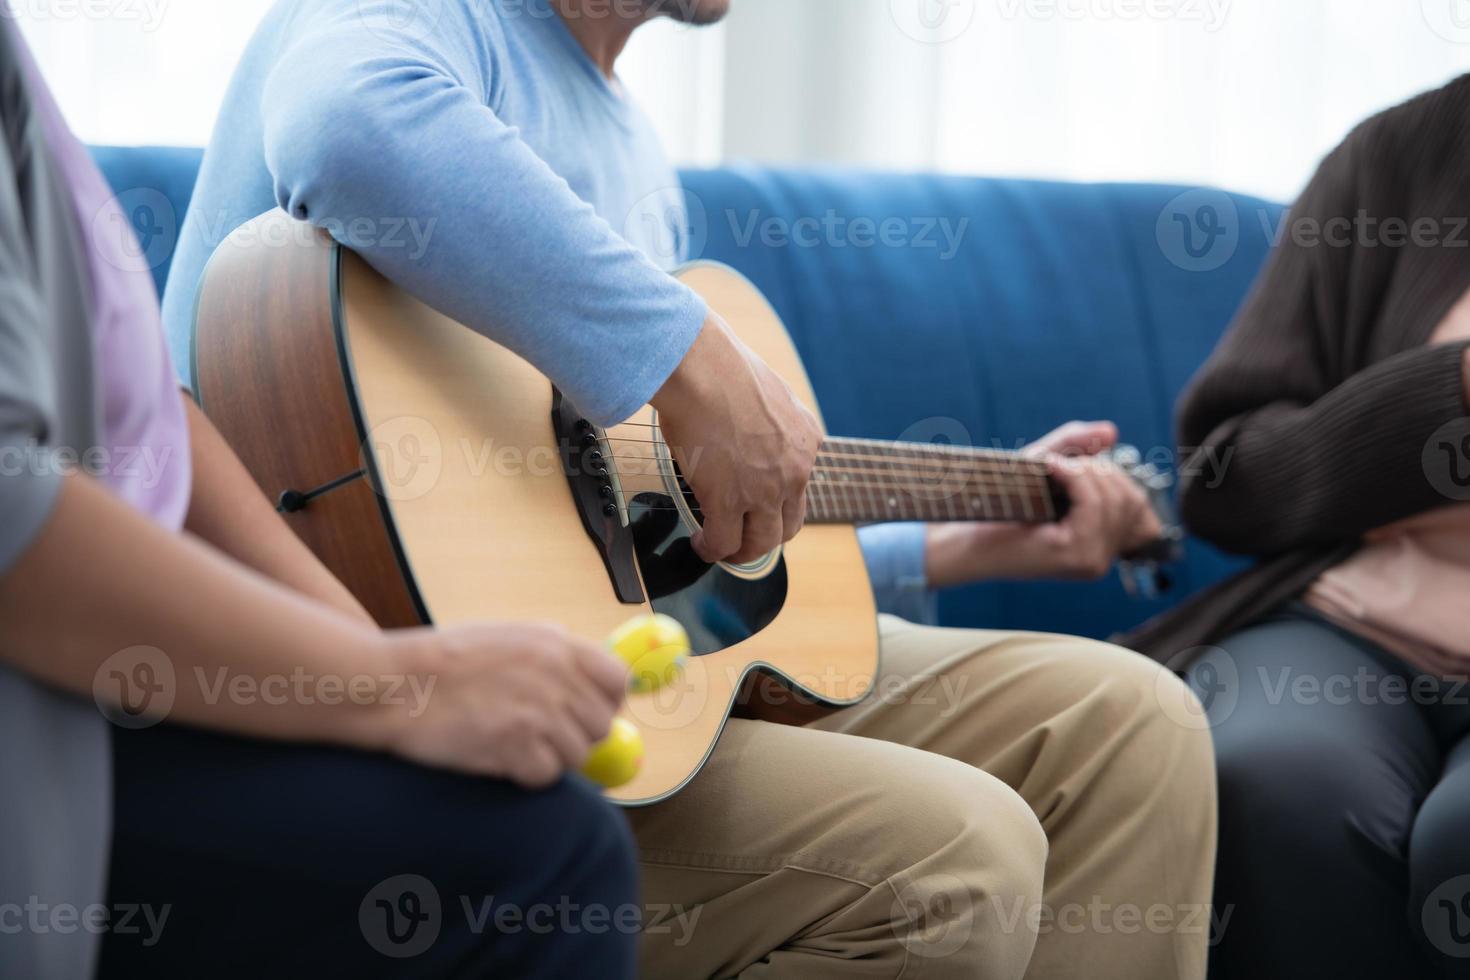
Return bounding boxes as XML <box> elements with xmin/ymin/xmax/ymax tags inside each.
<box><xmin>551</xmin><ymin>390</ymin><xmax>645</xmax><ymax>604</ymax></box>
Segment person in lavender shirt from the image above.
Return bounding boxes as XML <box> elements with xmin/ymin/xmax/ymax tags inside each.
<box><xmin>0</xmin><ymin>19</ymin><xmax>640</xmax><ymax>979</ymax></box>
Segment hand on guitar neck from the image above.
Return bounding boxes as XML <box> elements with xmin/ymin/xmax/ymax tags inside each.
<box><xmin>651</xmin><ymin>312</ymin><xmax>822</xmax><ymax>566</ymax></box>
<box><xmin>925</xmin><ymin>420</ymin><xmax>1165</xmax><ymax>587</ymax></box>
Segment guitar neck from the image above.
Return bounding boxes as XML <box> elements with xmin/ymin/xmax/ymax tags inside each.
<box><xmin>806</xmin><ymin>436</ymin><xmax>1067</xmax><ymax>525</ymax></box>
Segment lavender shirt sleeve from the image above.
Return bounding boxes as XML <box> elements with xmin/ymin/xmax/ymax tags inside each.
<box><xmin>13</xmin><ymin>17</ymin><xmax>191</xmax><ymax>533</ymax></box>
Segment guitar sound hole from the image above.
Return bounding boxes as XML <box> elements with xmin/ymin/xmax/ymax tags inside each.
<box><xmin>628</xmin><ymin>492</ymin><xmax>787</xmax><ymax>657</ymax></box>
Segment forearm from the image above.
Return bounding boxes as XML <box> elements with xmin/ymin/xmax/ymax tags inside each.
<box><xmin>0</xmin><ymin>474</ymin><xmax>400</xmax><ymax>747</ymax></box>
<box><xmin>182</xmin><ymin>395</ymin><xmax>373</xmax><ymax>625</ymax></box>
<box><xmin>925</xmin><ymin>523</ymin><xmax>1019</xmax><ymax>588</ymax></box>
<box><xmin>1179</xmin><ymin>340</ymin><xmax>1470</xmax><ymax>554</ymax></box>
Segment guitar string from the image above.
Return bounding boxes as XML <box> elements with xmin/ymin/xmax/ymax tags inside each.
<box><xmin>595</xmin><ymin>457</ymin><xmax>1052</xmax><ymax>495</ymax></box>
<box><xmin>590</xmin><ymin>440</ymin><xmax>1052</xmax><ymax>478</ymax></box>
<box><xmin>602</xmin><ymin>443</ymin><xmax>1052</xmax><ymax>473</ymax></box>
<box><xmin>599</xmin><ymin>499</ymin><xmax>1057</xmax><ymax>522</ymax></box>
<box><xmin>598</xmin><ymin>442</ymin><xmax>1052</xmax><ymax>478</ymax></box>
<box><xmin>595</xmin><ymin>449</ymin><xmax>1053</xmax><ymax>499</ymax></box>
<box><xmin>585</xmin><ymin>434</ymin><xmax>1055</xmax><ymax>517</ymax></box>
<box><xmin>598</xmin><ymin>452</ymin><xmax>1059</xmax><ymax>517</ymax></box>
<box><xmin>602</xmin><ymin>476</ymin><xmax>1051</xmax><ymax>504</ymax></box>
<box><xmin>612</xmin><ymin>419</ymin><xmax>1038</xmax><ymax>450</ymax></box>
<box><xmin>596</xmin><ymin>495</ymin><xmax>1056</xmax><ymax>519</ymax></box>
<box><xmin>595</xmin><ymin>441</ymin><xmax>1053</xmax><ymax>481</ymax></box>
<box><xmin>604</xmin><ymin>475</ymin><xmax>1055</xmax><ymax>512</ymax></box>
<box><xmin>602</xmin><ymin>473</ymin><xmax>1052</xmax><ymax>502</ymax></box>
<box><xmin>606</xmin><ymin>423</ymin><xmax>1052</xmax><ymax>465</ymax></box>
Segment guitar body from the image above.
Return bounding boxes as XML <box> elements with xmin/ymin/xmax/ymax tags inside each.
<box><xmin>193</xmin><ymin>211</ymin><xmax>877</xmax><ymax>806</ymax></box>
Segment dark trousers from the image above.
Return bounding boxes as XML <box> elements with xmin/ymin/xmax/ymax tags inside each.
<box><xmin>97</xmin><ymin>724</ymin><xmax>640</xmax><ymax>979</ymax></box>
<box><xmin>1186</xmin><ymin>604</ymin><xmax>1470</xmax><ymax>979</ymax></box>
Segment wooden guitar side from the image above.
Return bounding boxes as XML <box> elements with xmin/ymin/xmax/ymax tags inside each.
<box><xmin>193</xmin><ymin>212</ymin><xmax>423</xmax><ymax>629</ymax></box>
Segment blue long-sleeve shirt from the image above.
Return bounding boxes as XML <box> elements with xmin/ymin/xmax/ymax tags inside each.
<box><xmin>161</xmin><ymin>0</ymin><xmax>937</xmax><ymax>620</ymax></box>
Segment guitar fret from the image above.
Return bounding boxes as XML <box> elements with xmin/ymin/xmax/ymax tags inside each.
<box><xmin>1016</xmin><ymin>470</ymin><xmax>1036</xmax><ymax>521</ymax></box>
<box><xmin>994</xmin><ymin>472</ymin><xmax>1012</xmax><ymax>521</ymax></box>
<box><xmin>808</xmin><ymin>477</ymin><xmax>827</xmax><ymax>521</ymax></box>
<box><xmin>862</xmin><ymin>450</ymin><xmax>886</xmax><ymax>520</ymax></box>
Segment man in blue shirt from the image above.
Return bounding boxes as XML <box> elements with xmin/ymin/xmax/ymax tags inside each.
<box><xmin>157</xmin><ymin>2</ymin><xmax>1217</xmax><ymax>978</ymax></box>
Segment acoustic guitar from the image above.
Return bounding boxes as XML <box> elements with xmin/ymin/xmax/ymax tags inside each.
<box><xmin>193</xmin><ymin>210</ymin><xmax>1178</xmax><ymax>805</ymax></box>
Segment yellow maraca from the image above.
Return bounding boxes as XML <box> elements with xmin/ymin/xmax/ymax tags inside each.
<box><xmin>580</xmin><ymin>718</ymin><xmax>645</xmax><ymax>789</ymax></box>
<box><xmin>607</xmin><ymin>612</ymin><xmax>691</xmax><ymax>694</ymax></box>
<box><xmin>580</xmin><ymin>614</ymin><xmax>692</xmax><ymax>789</ymax></box>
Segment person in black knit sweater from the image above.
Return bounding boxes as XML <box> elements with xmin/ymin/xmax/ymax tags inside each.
<box><xmin>1127</xmin><ymin>74</ymin><xmax>1470</xmax><ymax>978</ymax></box>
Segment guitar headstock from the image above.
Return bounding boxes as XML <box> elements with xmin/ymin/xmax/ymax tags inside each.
<box><xmin>1109</xmin><ymin>445</ymin><xmax>1186</xmax><ymax>600</ymax></box>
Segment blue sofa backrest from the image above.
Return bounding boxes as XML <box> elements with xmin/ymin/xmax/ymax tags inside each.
<box><xmin>91</xmin><ymin>146</ymin><xmax>1282</xmax><ymax>639</ymax></box>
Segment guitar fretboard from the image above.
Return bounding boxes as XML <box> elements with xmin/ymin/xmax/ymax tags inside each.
<box><xmin>806</xmin><ymin>436</ymin><xmax>1061</xmax><ymax>525</ymax></box>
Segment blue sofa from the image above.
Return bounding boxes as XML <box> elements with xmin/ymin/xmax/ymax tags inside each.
<box><xmin>91</xmin><ymin>145</ymin><xmax>1283</xmax><ymax>640</ymax></box>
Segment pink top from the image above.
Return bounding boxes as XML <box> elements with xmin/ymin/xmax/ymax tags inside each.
<box><xmin>16</xmin><ymin>28</ymin><xmax>191</xmax><ymax>527</ymax></box>
<box><xmin>1304</xmin><ymin>291</ymin><xmax>1470</xmax><ymax>676</ymax></box>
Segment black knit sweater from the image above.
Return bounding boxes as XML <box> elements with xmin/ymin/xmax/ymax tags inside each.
<box><xmin>1126</xmin><ymin>74</ymin><xmax>1470</xmax><ymax>665</ymax></box>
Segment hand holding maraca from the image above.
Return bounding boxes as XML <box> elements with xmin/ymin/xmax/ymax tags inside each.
<box><xmin>379</xmin><ymin>620</ymin><xmax>629</xmax><ymax>789</ymax></box>
<box><xmin>375</xmin><ymin>614</ymin><xmax>688</xmax><ymax>790</ymax></box>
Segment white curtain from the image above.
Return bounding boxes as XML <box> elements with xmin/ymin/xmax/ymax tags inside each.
<box><xmin>713</xmin><ymin>0</ymin><xmax>1470</xmax><ymax>201</ymax></box>
<box><xmin>17</xmin><ymin>0</ymin><xmax>1470</xmax><ymax>201</ymax></box>
<box><xmin>16</xmin><ymin>1</ymin><xmax>279</xmax><ymax>147</ymax></box>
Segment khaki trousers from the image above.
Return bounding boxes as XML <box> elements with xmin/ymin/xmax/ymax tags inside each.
<box><xmin>628</xmin><ymin>615</ymin><xmax>1217</xmax><ymax>980</ymax></box>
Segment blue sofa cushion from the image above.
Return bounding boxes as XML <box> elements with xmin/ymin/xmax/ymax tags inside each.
<box><xmin>89</xmin><ymin>145</ymin><xmax>203</xmax><ymax>298</ymax></box>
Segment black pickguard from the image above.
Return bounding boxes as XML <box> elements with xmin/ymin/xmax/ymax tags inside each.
<box><xmin>627</xmin><ymin>492</ymin><xmax>788</xmax><ymax>657</ymax></box>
